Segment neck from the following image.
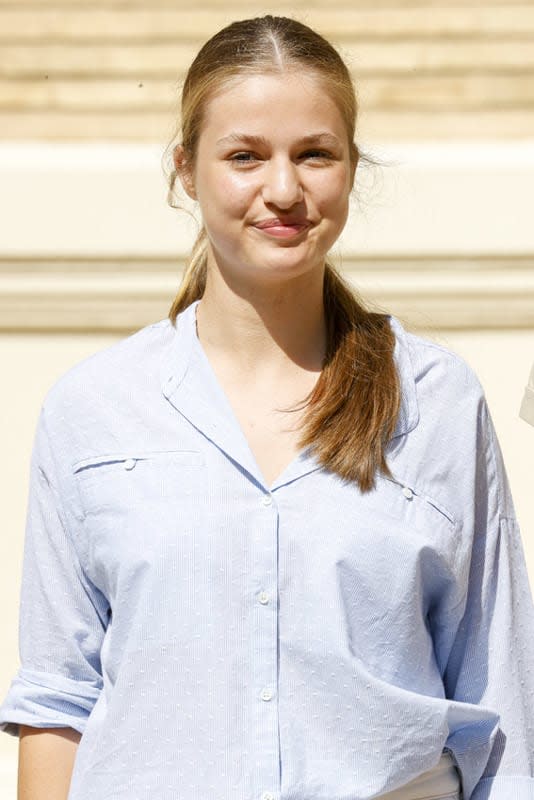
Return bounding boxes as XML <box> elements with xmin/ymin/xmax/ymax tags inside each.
<box><xmin>195</xmin><ymin>268</ymin><xmax>327</xmax><ymax>376</ymax></box>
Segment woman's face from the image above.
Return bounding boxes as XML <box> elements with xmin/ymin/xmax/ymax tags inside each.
<box><xmin>177</xmin><ymin>71</ymin><xmax>356</xmax><ymax>288</ymax></box>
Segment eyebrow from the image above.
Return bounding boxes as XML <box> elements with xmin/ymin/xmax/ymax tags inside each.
<box><xmin>215</xmin><ymin>132</ymin><xmax>342</xmax><ymax>148</ymax></box>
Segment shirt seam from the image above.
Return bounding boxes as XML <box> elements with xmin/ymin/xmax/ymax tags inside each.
<box><xmin>483</xmin><ymin>400</ymin><xmax>505</xmax><ymax>516</ymax></box>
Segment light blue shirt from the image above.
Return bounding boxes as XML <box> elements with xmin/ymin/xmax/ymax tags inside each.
<box><xmin>1</xmin><ymin>300</ymin><xmax>533</xmax><ymax>800</ymax></box>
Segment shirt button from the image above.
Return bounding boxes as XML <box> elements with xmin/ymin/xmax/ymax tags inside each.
<box><xmin>262</xmin><ymin>793</ymin><xmax>275</xmax><ymax>800</ymax></box>
<box><xmin>402</xmin><ymin>486</ymin><xmax>413</xmax><ymax>500</ymax></box>
<box><xmin>260</xmin><ymin>688</ymin><xmax>273</xmax><ymax>701</ymax></box>
<box><xmin>261</xmin><ymin>494</ymin><xmax>273</xmax><ymax>506</ymax></box>
<box><xmin>259</xmin><ymin>592</ymin><xmax>270</xmax><ymax>604</ymax></box>
<box><xmin>124</xmin><ymin>458</ymin><xmax>136</xmax><ymax>470</ymax></box>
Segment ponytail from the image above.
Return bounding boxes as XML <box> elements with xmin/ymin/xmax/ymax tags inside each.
<box><xmin>168</xmin><ymin>228</ymin><xmax>208</xmax><ymax>319</ymax></box>
<box><xmin>299</xmin><ymin>266</ymin><xmax>401</xmax><ymax>491</ymax></box>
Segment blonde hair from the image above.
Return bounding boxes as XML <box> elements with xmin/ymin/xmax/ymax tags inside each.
<box><xmin>165</xmin><ymin>15</ymin><xmax>400</xmax><ymax>492</ymax></box>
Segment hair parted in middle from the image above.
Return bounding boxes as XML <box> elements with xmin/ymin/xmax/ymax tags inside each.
<box><xmin>165</xmin><ymin>14</ymin><xmax>401</xmax><ymax>493</ymax></box>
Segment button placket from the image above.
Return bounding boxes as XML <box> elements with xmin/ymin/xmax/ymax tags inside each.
<box><xmin>251</xmin><ymin>489</ymin><xmax>280</xmax><ymax>800</ymax></box>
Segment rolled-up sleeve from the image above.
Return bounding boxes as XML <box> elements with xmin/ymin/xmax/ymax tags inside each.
<box><xmin>443</xmin><ymin>399</ymin><xmax>534</xmax><ymax>799</ymax></box>
<box><xmin>0</xmin><ymin>406</ymin><xmax>109</xmax><ymax>737</ymax></box>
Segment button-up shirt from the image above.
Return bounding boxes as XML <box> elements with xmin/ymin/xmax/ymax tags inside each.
<box><xmin>1</xmin><ymin>299</ymin><xmax>533</xmax><ymax>800</ymax></box>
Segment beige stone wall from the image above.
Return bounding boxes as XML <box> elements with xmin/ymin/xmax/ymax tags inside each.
<box><xmin>1</xmin><ymin>1</ymin><xmax>533</xmax><ymax>793</ymax></box>
<box><xmin>2</xmin><ymin>1</ymin><xmax>534</xmax><ymax>142</ymax></box>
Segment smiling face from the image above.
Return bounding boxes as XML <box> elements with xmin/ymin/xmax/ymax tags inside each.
<box><xmin>175</xmin><ymin>71</ymin><xmax>357</xmax><ymax>290</ymax></box>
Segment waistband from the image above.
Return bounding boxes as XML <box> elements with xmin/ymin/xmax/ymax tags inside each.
<box><xmin>377</xmin><ymin>752</ymin><xmax>461</xmax><ymax>800</ymax></box>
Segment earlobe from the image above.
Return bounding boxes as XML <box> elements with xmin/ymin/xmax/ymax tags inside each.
<box><xmin>173</xmin><ymin>144</ymin><xmax>197</xmax><ymax>200</ymax></box>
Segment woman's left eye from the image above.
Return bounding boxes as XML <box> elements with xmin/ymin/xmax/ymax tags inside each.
<box><xmin>301</xmin><ymin>150</ymin><xmax>333</xmax><ymax>161</ymax></box>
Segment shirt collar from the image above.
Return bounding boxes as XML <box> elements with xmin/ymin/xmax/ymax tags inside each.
<box><xmin>160</xmin><ymin>301</ymin><xmax>320</xmax><ymax>490</ymax></box>
<box><xmin>388</xmin><ymin>315</ymin><xmax>420</xmax><ymax>439</ymax></box>
<box><xmin>160</xmin><ymin>301</ymin><xmax>419</xmax><ymax>486</ymax></box>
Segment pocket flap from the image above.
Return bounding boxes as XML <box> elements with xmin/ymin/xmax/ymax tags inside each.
<box><xmin>72</xmin><ymin>450</ymin><xmax>204</xmax><ymax>475</ymax></box>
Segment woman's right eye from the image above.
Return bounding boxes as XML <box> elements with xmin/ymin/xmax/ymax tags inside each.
<box><xmin>229</xmin><ymin>152</ymin><xmax>259</xmax><ymax>164</ymax></box>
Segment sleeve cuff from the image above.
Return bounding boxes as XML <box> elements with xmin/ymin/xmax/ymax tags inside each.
<box><xmin>0</xmin><ymin>667</ymin><xmax>102</xmax><ymax>737</ymax></box>
<box><xmin>471</xmin><ymin>776</ymin><xmax>534</xmax><ymax>800</ymax></box>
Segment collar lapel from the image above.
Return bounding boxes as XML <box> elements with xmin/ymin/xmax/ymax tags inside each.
<box><xmin>160</xmin><ymin>305</ymin><xmax>419</xmax><ymax>491</ymax></box>
<box><xmin>161</xmin><ymin>301</ymin><xmax>267</xmax><ymax>488</ymax></box>
<box><xmin>388</xmin><ymin>315</ymin><xmax>420</xmax><ymax>439</ymax></box>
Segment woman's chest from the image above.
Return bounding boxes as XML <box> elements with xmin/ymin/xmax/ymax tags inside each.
<box><xmin>71</xmin><ymin>444</ymin><xmax>461</xmax><ymax>630</ymax></box>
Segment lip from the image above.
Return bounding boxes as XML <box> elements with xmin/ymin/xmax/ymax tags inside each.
<box><xmin>254</xmin><ymin>217</ymin><xmax>311</xmax><ymax>229</ymax></box>
<box><xmin>253</xmin><ymin>218</ymin><xmax>311</xmax><ymax>239</ymax></box>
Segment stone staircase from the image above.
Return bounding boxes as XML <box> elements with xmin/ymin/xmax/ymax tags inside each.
<box><xmin>1</xmin><ymin>0</ymin><xmax>534</xmax><ymax>141</ymax></box>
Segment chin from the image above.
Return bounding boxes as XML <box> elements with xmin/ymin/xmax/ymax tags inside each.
<box><xmin>255</xmin><ymin>258</ymin><xmax>324</xmax><ymax>283</ymax></box>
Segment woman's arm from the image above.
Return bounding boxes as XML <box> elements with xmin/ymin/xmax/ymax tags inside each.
<box><xmin>18</xmin><ymin>726</ymin><xmax>81</xmax><ymax>800</ymax></box>
<box><xmin>0</xmin><ymin>406</ymin><xmax>108</xmax><ymax>768</ymax></box>
<box><xmin>440</xmin><ymin>396</ymin><xmax>534</xmax><ymax>799</ymax></box>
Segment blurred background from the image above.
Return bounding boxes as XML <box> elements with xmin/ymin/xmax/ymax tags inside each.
<box><xmin>1</xmin><ymin>0</ymin><xmax>534</xmax><ymax>791</ymax></box>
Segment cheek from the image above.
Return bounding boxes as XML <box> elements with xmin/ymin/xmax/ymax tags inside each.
<box><xmin>313</xmin><ymin>169</ymin><xmax>351</xmax><ymax>209</ymax></box>
<box><xmin>316</xmin><ymin>179</ymin><xmax>351</xmax><ymax>224</ymax></box>
<box><xmin>203</xmin><ymin>169</ymin><xmax>256</xmax><ymax>222</ymax></box>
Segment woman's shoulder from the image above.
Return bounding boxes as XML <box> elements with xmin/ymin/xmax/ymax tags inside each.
<box><xmin>386</xmin><ymin>317</ymin><xmax>503</xmax><ymax>523</ymax></box>
<box><xmin>389</xmin><ymin>315</ymin><xmax>485</xmax><ymax>409</ymax></box>
<box><xmin>41</xmin><ymin>317</ymin><xmax>176</xmax><ymax>417</ymax></box>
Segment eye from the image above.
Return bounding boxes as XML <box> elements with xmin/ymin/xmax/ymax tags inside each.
<box><xmin>228</xmin><ymin>152</ymin><xmax>259</xmax><ymax>165</ymax></box>
<box><xmin>300</xmin><ymin>149</ymin><xmax>334</xmax><ymax>161</ymax></box>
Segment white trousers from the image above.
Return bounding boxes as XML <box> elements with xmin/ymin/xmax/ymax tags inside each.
<box><xmin>377</xmin><ymin>752</ymin><xmax>462</xmax><ymax>800</ymax></box>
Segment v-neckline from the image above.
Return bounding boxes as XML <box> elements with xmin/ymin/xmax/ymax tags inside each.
<box><xmin>190</xmin><ymin>306</ymin><xmax>309</xmax><ymax>491</ymax></box>
<box><xmin>160</xmin><ymin>301</ymin><xmax>420</xmax><ymax>490</ymax></box>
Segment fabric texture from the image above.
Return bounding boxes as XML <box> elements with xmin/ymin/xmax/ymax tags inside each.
<box><xmin>1</xmin><ymin>300</ymin><xmax>533</xmax><ymax>800</ymax></box>
<box><xmin>520</xmin><ymin>363</ymin><xmax>534</xmax><ymax>426</ymax></box>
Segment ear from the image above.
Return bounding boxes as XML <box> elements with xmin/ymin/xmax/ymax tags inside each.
<box><xmin>173</xmin><ymin>144</ymin><xmax>197</xmax><ymax>200</ymax></box>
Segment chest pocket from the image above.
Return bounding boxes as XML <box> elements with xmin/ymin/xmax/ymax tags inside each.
<box><xmin>73</xmin><ymin>450</ymin><xmax>204</xmax><ymax>506</ymax></box>
<box><xmin>72</xmin><ymin>450</ymin><xmax>205</xmax><ymax>599</ymax></box>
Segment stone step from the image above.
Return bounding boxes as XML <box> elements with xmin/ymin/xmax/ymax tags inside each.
<box><xmin>1</xmin><ymin>2</ymin><xmax>531</xmax><ymax>140</ymax></box>
<box><xmin>0</xmin><ymin>0</ymin><xmax>521</xmax><ymax>7</ymax></box>
<box><xmin>2</xmin><ymin>40</ymin><xmax>534</xmax><ymax>77</ymax></box>
<box><xmin>0</xmin><ymin>6</ymin><xmax>533</xmax><ymax>41</ymax></box>
<box><xmin>2</xmin><ymin>74</ymin><xmax>533</xmax><ymax>111</ymax></box>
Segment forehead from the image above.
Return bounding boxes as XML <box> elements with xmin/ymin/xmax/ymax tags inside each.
<box><xmin>199</xmin><ymin>71</ymin><xmax>347</xmax><ymax>143</ymax></box>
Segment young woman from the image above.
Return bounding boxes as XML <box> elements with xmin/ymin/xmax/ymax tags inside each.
<box><xmin>1</xmin><ymin>15</ymin><xmax>533</xmax><ymax>800</ymax></box>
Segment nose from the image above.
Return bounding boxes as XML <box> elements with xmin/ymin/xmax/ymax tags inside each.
<box><xmin>261</xmin><ymin>156</ymin><xmax>304</xmax><ymax>208</ymax></box>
